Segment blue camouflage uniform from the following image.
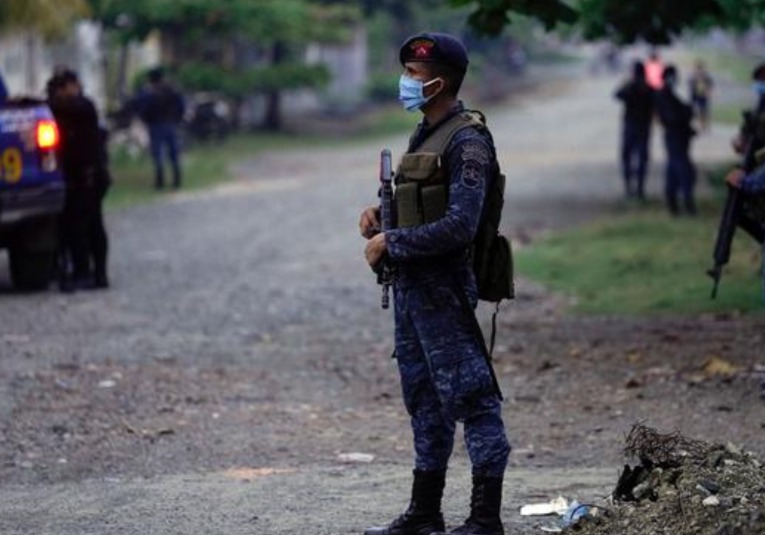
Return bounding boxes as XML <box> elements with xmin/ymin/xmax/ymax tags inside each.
<box><xmin>739</xmin><ymin>165</ymin><xmax>765</xmax><ymax>304</ymax></box>
<box><xmin>385</xmin><ymin>103</ymin><xmax>511</xmax><ymax>477</ymax></box>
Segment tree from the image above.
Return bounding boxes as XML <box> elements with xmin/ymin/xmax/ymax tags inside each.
<box><xmin>448</xmin><ymin>0</ymin><xmax>577</xmax><ymax>36</ymax></box>
<box><xmin>89</xmin><ymin>0</ymin><xmax>360</xmax><ymax>130</ymax></box>
<box><xmin>576</xmin><ymin>0</ymin><xmax>723</xmax><ymax>44</ymax></box>
<box><xmin>0</xmin><ymin>0</ymin><xmax>91</xmax><ymax>91</ymax></box>
<box><xmin>451</xmin><ymin>0</ymin><xmax>762</xmax><ymax>44</ymax></box>
<box><xmin>0</xmin><ymin>0</ymin><xmax>90</xmax><ymax>39</ymax></box>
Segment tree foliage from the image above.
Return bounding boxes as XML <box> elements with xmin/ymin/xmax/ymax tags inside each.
<box><xmin>453</xmin><ymin>0</ymin><xmax>764</xmax><ymax>44</ymax></box>
<box><xmin>89</xmin><ymin>0</ymin><xmax>358</xmax><ymax>45</ymax></box>
<box><xmin>708</xmin><ymin>0</ymin><xmax>765</xmax><ymax>32</ymax></box>
<box><xmin>577</xmin><ymin>0</ymin><xmax>723</xmax><ymax>44</ymax></box>
<box><xmin>87</xmin><ymin>0</ymin><xmax>359</xmax><ymax>130</ymax></box>
<box><xmin>449</xmin><ymin>0</ymin><xmax>577</xmax><ymax>36</ymax></box>
<box><xmin>0</xmin><ymin>0</ymin><xmax>90</xmax><ymax>39</ymax></box>
<box><xmin>175</xmin><ymin>61</ymin><xmax>330</xmax><ymax>98</ymax></box>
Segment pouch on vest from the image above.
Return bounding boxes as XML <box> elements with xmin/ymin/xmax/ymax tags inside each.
<box><xmin>474</xmin><ymin>231</ymin><xmax>515</xmax><ymax>302</ymax></box>
<box><xmin>473</xmin><ymin>172</ymin><xmax>515</xmax><ymax>302</ymax></box>
<box><xmin>397</xmin><ymin>152</ymin><xmax>445</xmax><ymax>228</ymax></box>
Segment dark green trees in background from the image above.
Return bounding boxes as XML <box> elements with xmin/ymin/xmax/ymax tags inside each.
<box><xmin>0</xmin><ymin>0</ymin><xmax>90</xmax><ymax>38</ymax></box>
<box><xmin>454</xmin><ymin>0</ymin><xmax>764</xmax><ymax>43</ymax></box>
<box><xmin>89</xmin><ymin>0</ymin><xmax>360</xmax><ymax>130</ymax></box>
<box><xmin>7</xmin><ymin>0</ymin><xmax>762</xmax><ymax>129</ymax></box>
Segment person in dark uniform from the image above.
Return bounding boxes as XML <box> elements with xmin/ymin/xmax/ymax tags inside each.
<box><xmin>655</xmin><ymin>65</ymin><xmax>697</xmax><ymax>215</ymax></box>
<box><xmin>359</xmin><ymin>32</ymin><xmax>510</xmax><ymax>535</ymax></box>
<box><xmin>135</xmin><ymin>68</ymin><xmax>184</xmax><ymax>190</ymax></box>
<box><xmin>47</xmin><ymin>70</ymin><xmax>111</xmax><ymax>290</ymax></box>
<box><xmin>0</xmin><ymin>70</ymin><xmax>8</xmax><ymax>103</ymax></box>
<box><xmin>614</xmin><ymin>61</ymin><xmax>655</xmax><ymax>200</ymax></box>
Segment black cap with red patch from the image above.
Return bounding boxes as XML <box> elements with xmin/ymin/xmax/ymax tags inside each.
<box><xmin>399</xmin><ymin>32</ymin><xmax>469</xmax><ymax>72</ymax></box>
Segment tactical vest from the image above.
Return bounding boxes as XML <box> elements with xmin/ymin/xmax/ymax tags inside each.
<box><xmin>395</xmin><ymin>112</ymin><xmax>485</xmax><ymax>228</ymax></box>
<box><xmin>394</xmin><ymin>110</ymin><xmax>515</xmax><ymax>302</ymax></box>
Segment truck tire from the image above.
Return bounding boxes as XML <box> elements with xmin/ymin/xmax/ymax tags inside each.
<box><xmin>9</xmin><ymin>248</ymin><xmax>56</xmax><ymax>291</ymax></box>
<box><xmin>8</xmin><ymin>218</ymin><xmax>58</xmax><ymax>291</ymax></box>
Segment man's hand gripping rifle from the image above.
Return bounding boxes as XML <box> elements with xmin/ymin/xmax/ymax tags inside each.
<box><xmin>378</xmin><ymin>149</ymin><xmax>394</xmax><ymax>309</ymax></box>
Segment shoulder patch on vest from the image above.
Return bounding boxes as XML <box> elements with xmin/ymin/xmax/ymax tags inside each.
<box><xmin>460</xmin><ymin>141</ymin><xmax>490</xmax><ymax>166</ymax></box>
<box><xmin>461</xmin><ymin>161</ymin><xmax>483</xmax><ymax>189</ymax></box>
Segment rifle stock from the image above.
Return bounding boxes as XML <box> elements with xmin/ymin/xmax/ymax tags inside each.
<box><xmin>708</xmin><ymin>186</ymin><xmax>742</xmax><ymax>299</ymax></box>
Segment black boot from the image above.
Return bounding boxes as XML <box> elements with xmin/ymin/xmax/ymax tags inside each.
<box><xmin>364</xmin><ymin>469</ymin><xmax>446</xmax><ymax>535</ymax></box>
<box><xmin>432</xmin><ymin>475</ymin><xmax>504</xmax><ymax>535</ymax></box>
<box><xmin>154</xmin><ymin>169</ymin><xmax>165</xmax><ymax>190</ymax></box>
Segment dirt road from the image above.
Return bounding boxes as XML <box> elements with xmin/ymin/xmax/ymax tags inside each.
<box><xmin>0</xmin><ymin>63</ymin><xmax>762</xmax><ymax>535</ymax></box>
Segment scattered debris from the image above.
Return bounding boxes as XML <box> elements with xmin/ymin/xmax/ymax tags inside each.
<box><xmin>223</xmin><ymin>467</ymin><xmax>296</xmax><ymax>481</ymax></box>
<box><xmin>560</xmin><ymin>501</ymin><xmax>590</xmax><ymax>527</ymax></box>
<box><xmin>520</xmin><ymin>496</ymin><xmax>569</xmax><ymax>516</ymax></box>
<box><xmin>700</xmin><ymin>357</ymin><xmax>739</xmax><ymax>378</ymax></box>
<box><xmin>337</xmin><ymin>452</ymin><xmax>375</xmax><ymax>463</ymax></box>
<box><xmin>572</xmin><ymin>424</ymin><xmax>765</xmax><ymax>534</ymax></box>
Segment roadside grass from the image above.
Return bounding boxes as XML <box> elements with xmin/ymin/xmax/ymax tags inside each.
<box><xmin>106</xmin><ymin>106</ymin><xmax>419</xmax><ymax>211</ymax></box>
<box><xmin>704</xmin><ymin>50</ymin><xmax>754</xmax><ymax>85</ymax></box>
<box><xmin>711</xmin><ymin>101</ymin><xmax>747</xmax><ymax>126</ymax></box>
<box><xmin>515</xmin><ymin>198</ymin><xmax>764</xmax><ymax>315</ymax></box>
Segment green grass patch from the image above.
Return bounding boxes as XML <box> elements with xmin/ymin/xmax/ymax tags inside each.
<box><xmin>711</xmin><ymin>101</ymin><xmax>748</xmax><ymax>126</ymax></box>
<box><xmin>516</xmin><ymin>202</ymin><xmax>764</xmax><ymax>315</ymax></box>
<box><xmin>704</xmin><ymin>50</ymin><xmax>755</xmax><ymax>85</ymax></box>
<box><xmin>106</xmin><ymin>133</ymin><xmax>312</xmax><ymax>210</ymax></box>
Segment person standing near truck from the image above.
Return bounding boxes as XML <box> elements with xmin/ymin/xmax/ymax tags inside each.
<box><xmin>0</xmin><ymin>71</ymin><xmax>8</xmax><ymax>103</ymax></box>
<box><xmin>47</xmin><ymin>70</ymin><xmax>111</xmax><ymax>290</ymax></box>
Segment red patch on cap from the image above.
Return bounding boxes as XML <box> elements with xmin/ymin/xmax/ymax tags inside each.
<box><xmin>409</xmin><ymin>38</ymin><xmax>435</xmax><ymax>59</ymax></box>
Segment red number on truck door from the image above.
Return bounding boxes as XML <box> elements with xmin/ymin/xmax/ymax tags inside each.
<box><xmin>0</xmin><ymin>148</ymin><xmax>23</xmax><ymax>184</ymax></box>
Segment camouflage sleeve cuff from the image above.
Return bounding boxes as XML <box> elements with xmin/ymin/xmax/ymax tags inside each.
<box><xmin>742</xmin><ymin>166</ymin><xmax>765</xmax><ymax>194</ymax></box>
<box><xmin>385</xmin><ymin>229</ymin><xmax>405</xmax><ymax>260</ymax></box>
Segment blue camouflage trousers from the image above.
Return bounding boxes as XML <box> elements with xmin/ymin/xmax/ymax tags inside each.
<box><xmin>393</xmin><ymin>273</ymin><xmax>510</xmax><ymax>477</ymax></box>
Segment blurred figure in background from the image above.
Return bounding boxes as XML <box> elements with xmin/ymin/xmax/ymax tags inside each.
<box><xmin>644</xmin><ymin>49</ymin><xmax>665</xmax><ymax>91</ymax></box>
<box><xmin>689</xmin><ymin>61</ymin><xmax>714</xmax><ymax>132</ymax></box>
<box><xmin>614</xmin><ymin>61</ymin><xmax>655</xmax><ymax>200</ymax></box>
<box><xmin>47</xmin><ymin>70</ymin><xmax>111</xmax><ymax>291</ymax></box>
<box><xmin>0</xmin><ymin>70</ymin><xmax>7</xmax><ymax>103</ymax></box>
<box><xmin>655</xmin><ymin>65</ymin><xmax>697</xmax><ymax>216</ymax></box>
<box><xmin>135</xmin><ymin>68</ymin><xmax>185</xmax><ymax>190</ymax></box>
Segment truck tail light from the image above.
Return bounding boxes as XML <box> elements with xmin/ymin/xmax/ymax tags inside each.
<box><xmin>37</xmin><ymin>120</ymin><xmax>59</xmax><ymax>150</ymax></box>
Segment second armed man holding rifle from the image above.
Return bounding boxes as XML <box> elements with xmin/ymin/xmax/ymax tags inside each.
<box><xmin>359</xmin><ymin>32</ymin><xmax>511</xmax><ymax>535</ymax></box>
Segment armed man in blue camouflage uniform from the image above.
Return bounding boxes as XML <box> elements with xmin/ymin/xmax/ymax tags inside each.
<box><xmin>359</xmin><ymin>33</ymin><xmax>510</xmax><ymax>535</ymax></box>
<box><xmin>725</xmin><ymin>62</ymin><xmax>765</xmax><ymax>398</ymax></box>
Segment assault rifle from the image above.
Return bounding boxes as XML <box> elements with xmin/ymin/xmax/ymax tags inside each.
<box><xmin>708</xmin><ymin>111</ymin><xmax>765</xmax><ymax>299</ymax></box>
<box><xmin>378</xmin><ymin>149</ymin><xmax>394</xmax><ymax>309</ymax></box>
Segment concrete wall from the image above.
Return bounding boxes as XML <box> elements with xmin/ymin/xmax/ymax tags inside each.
<box><xmin>0</xmin><ymin>22</ymin><xmax>164</xmax><ymax>115</ymax></box>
